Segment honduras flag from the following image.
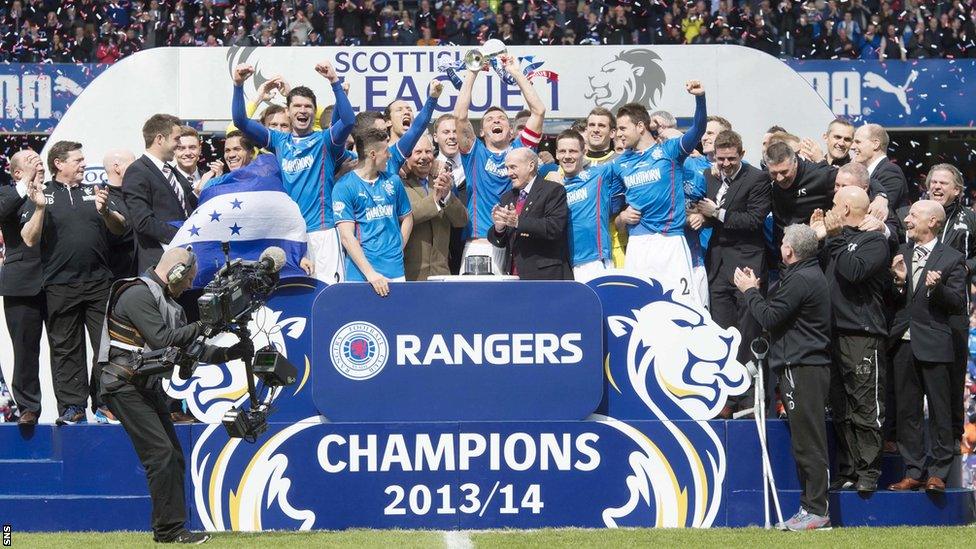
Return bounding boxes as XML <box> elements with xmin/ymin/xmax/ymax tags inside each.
<box><xmin>168</xmin><ymin>154</ymin><xmax>308</xmax><ymax>288</ymax></box>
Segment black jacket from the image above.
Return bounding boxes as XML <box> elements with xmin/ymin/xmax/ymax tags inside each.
<box><xmin>869</xmin><ymin>158</ymin><xmax>910</xmax><ymax>212</ymax></box>
<box><xmin>122</xmin><ymin>154</ymin><xmax>197</xmax><ymax>272</ymax></box>
<box><xmin>937</xmin><ymin>200</ymin><xmax>976</xmax><ymax>278</ymax></box>
<box><xmin>107</xmin><ymin>184</ymin><xmax>138</xmax><ymax>280</ymax></box>
<box><xmin>744</xmin><ymin>256</ymin><xmax>832</xmax><ymax>369</ymax></box>
<box><xmin>704</xmin><ymin>163</ymin><xmax>771</xmax><ymax>281</ymax></box>
<box><xmin>488</xmin><ymin>177</ymin><xmax>572</xmax><ymax>280</ymax></box>
<box><xmin>889</xmin><ymin>240</ymin><xmax>967</xmax><ymax>363</ymax></box>
<box><xmin>822</xmin><ymin>227</ymin><xmax>890</xmax><ymax>336</ymax></box>
<box><xmin>0</xmin><ymin>183</ymin><xmax>42</xmax><ymax>296</ymax></box>
<box><xmin>769</xmin><ymin>156</ymin><xmax>888</xmax><ymax>247</ymax></box>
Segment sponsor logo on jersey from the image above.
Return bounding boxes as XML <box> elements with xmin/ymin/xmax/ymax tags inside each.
<box><xmin>365</xmin><ymin>204</ymin><xmax>394</xmax><ymax>221</ymax></box>
<box><xmin>282</xmin><ymin>155</ymin><xmax>314</xmax><ymax>174</ymax></box>
<box><xmin>623</xmin><ymin>169</ymin><xmax>661</xmax><ymax>188</ymax></box>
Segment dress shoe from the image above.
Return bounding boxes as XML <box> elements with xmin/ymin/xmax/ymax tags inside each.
<box><xmin>829</xmin><ymin>477</ymin><xmax>855</xmax><ymax>491</ymax></box>
<box><xmin>856</xmin><ymin>479</ymin><xmax>877</xmax><ymax>494</ymax></box>
<box><xmin>17</xmin><ymin>410</ymin><xmax>39</xmax><ymax>426</ymax></box>
<box><xmin>888</xmin><ymin>477</ymin><xmax>924</xmax><ymax>491</ymax></box>
<box><xmin>925</xmin><ymin>477</ymin><xmax>946</xmax><ymax>493</ymax></box>
<box><xmin>170</xmin><ymin>411</ymin><xmax>197</xmax><ymax>424</ymax></box>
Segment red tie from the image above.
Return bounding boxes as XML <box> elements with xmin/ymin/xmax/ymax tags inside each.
<box><xmin>510</xmin><ymin>190</ymin><xmax>528</xmax><ymax>275</ymax></box>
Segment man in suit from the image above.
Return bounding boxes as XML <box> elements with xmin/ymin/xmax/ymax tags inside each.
<box><xmin>103</xmin><ymin>149</ymin><xmax>137</xmax><ymax>280</ymax></box>
<box><xmin>123</xmin><ymin>114</ymin><xmax>197</xmax><ymax>273</ymax></box>
<box><xmin>694</xmin><ymin>129</ymin><xmax>770</xmax><ymax>417</ymax></box>
<box><xmin>851</xmin><ymin>123</ymin><xmax>909</xmax><ymax>210</ymax></box>
<box><xmin>488</xmin><ymin>148</ymin><xmax>572</xmax><ymax>280</ymax></box>
<box><xmin>1</xmin><ymin>149</ymin><xmax>46</xmax><ymax>425</ymax></box>
<box><xmin>888</xmin><ymin>200</ymin><xmax>967</xmax><ymax>493</ymax></box>
<box><xmin>401</xmin><ymin>134</ymin><xmax>468</xmax><ymax>280</ymax></box>
<box><xmin>922</xmin><ymin>164</ymin><xmax>976</xmax><ymax>448</ymax></box>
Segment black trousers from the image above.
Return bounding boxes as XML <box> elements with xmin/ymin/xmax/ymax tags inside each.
<box><xmin>830</xmin><ymin>333</ymin><xmax>884</xmax><ymax>484</ymax></box>
<box><xmin>891</xmin><ymin>339</ymin><xmax>954</xmax><ymax>480</ymax></box>
<box><xmin>45</xmin><ymin>279</ymin><xmax>110</xmax><ymax>414</ymax></box>
<box><xmin>950</xmin><ymin>320</ymin><xmax>967</xmax><ymax>443</ymax></box>
<box><xmin>709</xmin><ymin>267</ymin><xmax>762</xmax><ymax>413</ymax></box>
<box><xmin>105</xmin><ymin>388</ymin><xmax>186</xmax><ymax>540</ymax></box>
<box><xmin>781</xmin><ymin>364</ymin><xmax>830</xmax><ymax>517</ymax></box>
<box><xmin>4</xmin><ymin>293</ymin><xmax>46</xmax><ymax>414</ymax></box>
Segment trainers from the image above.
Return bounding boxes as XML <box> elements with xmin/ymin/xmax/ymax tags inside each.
<box><xmin>55</xmin><ymin>405</ymin><xmax>86</xmax><ymax>425</ymax></box>
<box><xmin>156</xmin><ymin>530</ymin><xmax>211</xmax><ymax>544</ymax></box>
<box><xmin>781</xmin><ymin>508</ymin><xmax>832</xmax><ymax>531</ymax></box>
<box><xmin>94</xmin><ymin>406</ymin><xmax>119</xmax><ymax>425</ymax></box>
<box><xmin>829</xmin><ymin>477</ymin><xmax>856</xmax><ymax>491</ymax></box>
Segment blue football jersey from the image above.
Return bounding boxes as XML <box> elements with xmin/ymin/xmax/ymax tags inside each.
<box><xmin>460</xmin><ymin>136</ymin><xmax>535</xmax><ymax>239</ymax></box>
<box><xmin>268</xmin><ymin>129</ymin><xmax>344</xmax><ymax>232</ymax></box>
<box><xmin>615</xmin><ymin>137</ymin><xmax>694</xmax><ymax>237</ymax></box>
<box><xmin>682</xmin><ymin>154</ymin><xmax>712</xmax><ymax>266</ymax></box>
<box><xmin>332</xmin><ymin>171</ymin><xmax>412</xmax><ymax>280</ymax></box>
<box><xmin>561</xmin><ymin>164</ymin><xmax>624</xmax><ymax>266</ymax></box>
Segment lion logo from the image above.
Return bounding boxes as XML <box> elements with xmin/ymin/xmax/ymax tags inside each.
<box><xmin>585</xmin><ymin>49</ymin><xmax>667</xmax><ymax>112</ymax></box>
<box><xmin>589</xmin><ymin>276</ymin><xmax>750</xmax><ymax>528</ymax></box>
<box><xmin>607</xmin><ymin>285</ymin><xmax>749</xmax><ymax>420</ymax></box>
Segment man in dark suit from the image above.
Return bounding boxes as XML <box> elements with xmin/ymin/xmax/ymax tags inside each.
<box><xmin>695</xmin><ymin>130</ymin><xmax>771</xmax><ymax>417</ymax></box>
<box><xmin>695</xmin><ymin>130</ymin><xmax>771</xmax><ymax>362</ymax></box>
<box><xmin>122</xmin><ymin>114</ymin><xmax>197</xmax><ymax>273</ymax></box>
<box><xmin>851</xmin><ymin>123</ymin><xmax>910</xmax><ymax>209</ymax></box>
<box><xmin>488</xmin><ymin>148</ymin><xmax>572</xmax><ymax>280</ymax></box>
<box><xmin>888</xmin><ymin>200</ymin><xmax>967</xmax><ymax>493</ymax></box>
<box><xmin>102</xmin><ymin>149</ymin><xmax>138</xmax><ymax>280</ymax></box>
<box><xmin>1</xmin><ymin>149</ymin><xmax>46</xmax><ymax>425</ymax></box>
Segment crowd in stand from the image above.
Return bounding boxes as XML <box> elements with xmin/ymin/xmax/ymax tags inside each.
<box><xmin>3</xmin><ymin>0</ymin><xmax>976</xmax><ymax>63</ymax></box>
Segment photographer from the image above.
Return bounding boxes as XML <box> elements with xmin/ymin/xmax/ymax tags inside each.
<box><xmin>97</xmin><ymin>247</ymin><xmax>247</xmax><ymax>544</ymax></box>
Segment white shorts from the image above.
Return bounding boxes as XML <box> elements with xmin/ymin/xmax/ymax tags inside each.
<box><xmin>461</xmin><ymin>239</ymin><xmax>508</xmax><ymax>276</ymax></box>
<box><xmin>624</xmin><ymin>233</ymin><xmax>703</xmax><ymax>309</ymax></box>
<box><xmin>308</xmin><ymin>228</ymin><xmax>344</xmax><ymax>285</ymax></box>
<box><xmin>573</xmin><ymin>259</ymin><xmax>613</xmax><ymax>283</ymax></box>
<box><xmin>692</xmin><ymin>264</ymin><xmax>709</xmax><ymax>310</ymax></box>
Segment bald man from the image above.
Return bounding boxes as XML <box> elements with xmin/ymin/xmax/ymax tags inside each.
<box><xmin>835</xmin><ymin>162</ymin><xmax>902</xmax><ymax>246</ymax></box>
<box><xmin>1</xmin><ymin>149</ymin><xmax>46</xmax><ymax>424</ymax></box>
<box><xmin>103</xmin><ymin>150</ymin><xmax>138</xmax><ymax>279</ymax></box>
<box><xmin>888</xmin><ymin>200</ymin><xmax>967</xmax><ymax>493</ymax></box>
<box><xmin>811</xmin><ymin>185</ymin><xmax>891</xmax><ymax>493</ymax></box>
<box><xmin>96</xmin><ymin>246</ymin><xmax>245</xmax><ymax>544</ymax></box>
<box><xmin>851</xmin><ymin>123</ymin><xmax>909</xmax><ymax>211</ymax></box>
<box><xmin>488</xmin><ymin>148</ymin><xmax>571</xmax><ymax>280</ymax></box>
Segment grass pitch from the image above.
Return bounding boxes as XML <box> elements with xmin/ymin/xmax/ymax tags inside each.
<box><xmin>9</xmin><ymin>526</ymin><xmax>975</xmax><ymax>548</ymax></box>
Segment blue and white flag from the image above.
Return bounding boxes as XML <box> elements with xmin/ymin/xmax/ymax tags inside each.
<box><xmin>168</xmin><ymin>154</ymin><xmax>308</xmax><ymax>288</ymax></box>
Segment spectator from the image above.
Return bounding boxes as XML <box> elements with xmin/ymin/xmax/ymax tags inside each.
<box><xmin>879</xmin><ymin>23</ymin><xmax>908</xmax><ymax>60</ymax></box>
<box><xmin>417</xmin><ymin>25</ymin><xmax>439</xmax><ymax>46</ymax></box>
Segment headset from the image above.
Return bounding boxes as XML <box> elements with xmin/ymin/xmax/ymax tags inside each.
<box><xmin>167</xmin><ymin>247</ymin><xmax>197</xmax><ymax>286</ymax></box>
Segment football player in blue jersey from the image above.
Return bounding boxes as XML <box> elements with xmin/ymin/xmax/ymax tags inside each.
<box><xmin>333</xmin><ymin>128</ymin><xmax>414</xmax><ymax>297</ymax></box>
<box><xmin>231</xmin><ymin>60</ymin><xmax>355</xmax><ymax>285</ymax></box>
<box><xmin>613</xmin><ymin>80</ymin><xmax>708</xmax><ymax>308</ymax></box>
<box><xmin>548</xmin><ymin>130</ymin><xmax>625</xmax><ymax>282</ymax></box>
<box><xmin>454</xmin><ymin>54</ymin><xmax>546</xmax><ymax>275</ymax></box>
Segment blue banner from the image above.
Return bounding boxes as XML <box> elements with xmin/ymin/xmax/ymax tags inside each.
<box><xmin>785</xmin><ymin>59</ymin><xmax>974</xmax><ymax>128</ymax></box>
<box><xmin>311</xmin><ymin>281</ymin><xmax>605</xmax><ymax>422</ymax></box>
<box><xmin>0</xmin><ymin>63</ymin><xmax>106</xmax><ymax>133</ymax></box>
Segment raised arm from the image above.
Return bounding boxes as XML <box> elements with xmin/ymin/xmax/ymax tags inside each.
<box><xmin>679</xmin><ymin>81</ymin><xmax>707</xmax><ymax>156</ymax></box>
<box><xmin>453</xmin><ymin>69</ymin><xmax>479</xmax><ymax>154</ymax></box>
<box><xmin>231</xmin><ymin>64</ymin><xmax>271</xmax><ymax>149</ymax></box>
<box><xmin>395</xmin><ymin>81</ymin><xmax>443</xmax><ymax>158</ymax></box>
<box><xmin>317</xmin><ymin>61</ymin><xmax>355</xmax><ymax>150</ymax></box>
<box><xmin>502</xmin><ymin>55</ymin><xmax>545</xmax><ymax>140</ymax></box>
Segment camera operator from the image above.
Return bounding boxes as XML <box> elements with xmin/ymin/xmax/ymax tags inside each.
<box><xmin>97</xmin><ymin>247</ymin><xmax>247</xmax><ymax>544</ymax></box>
